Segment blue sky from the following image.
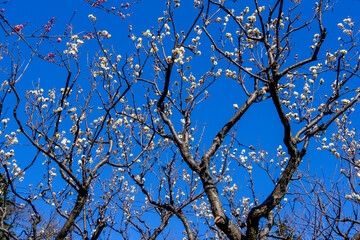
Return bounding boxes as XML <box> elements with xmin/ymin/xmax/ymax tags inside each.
<box><xmin>2</xmin><ymin>0</ymin><xmax>358</xmax><ymax>207</ymax></box>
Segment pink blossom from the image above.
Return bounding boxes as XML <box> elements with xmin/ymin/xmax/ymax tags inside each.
<box><xmin>87</xmin><ymin>33</ymin><xmax>95</xmax><ymax>39</ymax></box>
<box><xmin>48</xmin><ymin>53</ymin><xmax>56</xmax><ymax>58</ymax></box>
<box><xmin>14</xmin><ymin>24</ymin><xmax>24</xmax><ymax>32</ymax></box>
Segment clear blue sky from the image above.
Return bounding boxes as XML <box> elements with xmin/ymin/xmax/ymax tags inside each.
<box><xmin>3</xmin><ymin>0</ymin><xmax>360</xmax><ymax>206</ymax></box>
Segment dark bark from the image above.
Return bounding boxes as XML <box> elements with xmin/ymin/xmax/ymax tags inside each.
<box><xmin>55</xmin><ymin>190</ymin><xmax>88</xmax><ymax>240</ymax></box>
<box><xmin>90</xmin><ymin>221</ymin><xmax>106</xmax><ymax>240</ymax></box>
<box><xmin>352</xmin><ymin>231</ymin><xmax>360</xmax><ymax>240</ymax></box>
<box><xmin>200</xmin><ymin>164</ymin><xmax>244</xmax><ymax>239</ymax></box>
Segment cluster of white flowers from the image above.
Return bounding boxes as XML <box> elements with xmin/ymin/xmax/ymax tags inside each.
<box><xmin>88</xmin><ymin>14</ymin><xmax>97</xmax><ymax>21</ymax></box>
<box><xmin>173</xmin><ymin>46</ymin><xmax>186</xmax><ymax>65</ymax></box>
<box><xmin>5</xmin><ymin>132</ymin><xmax>18</xmax><ymax>145</ymax></box>
<box><xmin>225</xmin><ymin>69</ymin><xmax>237</xmax><ymax>79</ymax></box>
<box><xmin>345</xmin><ymin>192</ymin><xmax>360</xmax><ymax>202</ymax></box>
<box><xmin>99</xmin><ymin>56</ymin><xmax>110</xmax><ymax>70</ymax></box>
<box><xmin>338</xmin><ymin>17</ymin><xmax>354</xmax><ymax>36</ymax></box>
<box><xmin>11</xmin><ymin>159</ymin><xmax>23</xmax><ymax>177</ymax></box>
<box><xmin>247</xmin><ymin>14</ymin><xmax>256</xmax><ymax>23</ymax></box>
<box><xmin>63</xmin><ymin>35</ymin><xmax>84</xmax><ymax>55</ymax></box>
<box><xmin>317</xmin><ymin>114</ymin><xmax>358</xmax><ymax>162</ymax></box>
<box><xmin>1</xmin><ymin>118</ymin><xmax>10</xmax><ymax>124</ymax></box>
<box><xmin>98</xmin><ymin>30</ymin><xmax>111</xmax><ymax>39</ymax></box>
<box><xmin>192</xmin><ymin>199</ymin><xmax>213</xmax><ymax>219</ymax></box>
<box><xmin>325</xmin><ymin>52</ymin><xmax>337</xmax><ymax>65</ymax></box>
<box><xmin>1</xmin><ymin>149</ymin><xmax>14</xmax><ymax>160</ymax></box>
<box><xmin>49</xmin><ymin>168</ymin><xmax>57</xmax><ymax>177</ymax></box>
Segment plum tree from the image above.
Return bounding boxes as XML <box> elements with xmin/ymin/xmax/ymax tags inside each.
<box><xmin>0</xmin><ymin>0</ymin><xmax>360</xmax><ymax>239</ymax></box>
